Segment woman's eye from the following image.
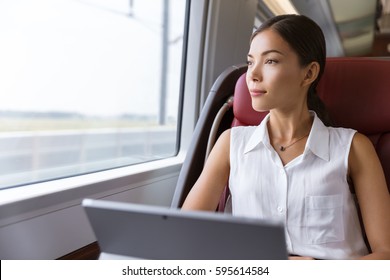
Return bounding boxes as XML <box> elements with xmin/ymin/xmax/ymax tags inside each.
<box><xmin>246</xmin><ymin>60</ymin><xmax>253</xmax><ymax>66</ymax></box>
<box><xmin>265</xmin><ymin>59</ymin><xmax>277</xmax><ymax>64</ymax></box>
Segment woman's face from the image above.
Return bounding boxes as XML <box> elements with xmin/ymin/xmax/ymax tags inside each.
<box><xmin>246</xmin><ymin>28</ymin><xmax>309</xmax><ymax>112</ymax></box>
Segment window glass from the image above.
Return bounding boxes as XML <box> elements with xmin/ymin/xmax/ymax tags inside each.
<box><xmin>0</xmin><ymin>0</ymin><xmax>187</xmax><ymax>189</ymax></box>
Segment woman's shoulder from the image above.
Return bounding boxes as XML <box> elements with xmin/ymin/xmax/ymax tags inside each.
<box><xmin>327</xmin><ymin>125</ymin><xmax>356</xmax><ymax>134</ymax></box>
<box><xmin>350</xmin><ymin>132</ymin><xmax>376</xmax><ymax>155</ymax></box>
<box><xmin>230</xmin><ymin>125</ymin><xmax>259</xmax><ymax>141</ymax></box>
<box><xmin>327</xmin><ymin>125</ymin><xmax>357</xmax><ymax>143</ymax></box>
<box><xmin>231</xmin><ymin>125</ymin><xmax>258</xmax><ymax>133</ymax></box>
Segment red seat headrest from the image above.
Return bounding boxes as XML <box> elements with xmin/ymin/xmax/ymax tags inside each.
<box><xmin>232</xmin><ymin>73</ymin><xmax>267</xmax><ymax>127</ymax></box>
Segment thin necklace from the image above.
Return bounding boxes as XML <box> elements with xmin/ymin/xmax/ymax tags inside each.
<box><xmin>279</xmin><ymin>134</ymin><xmax>309</xmax><ymax>152</ymax></box>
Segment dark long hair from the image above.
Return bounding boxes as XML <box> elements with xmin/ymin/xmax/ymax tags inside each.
<box><xmin>251</xmin><ymin>14</ymin><xmax>331</xmax><ymax>126</ymax></box>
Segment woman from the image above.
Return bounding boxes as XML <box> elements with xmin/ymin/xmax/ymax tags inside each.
<box><xmin>182</xmin><ymin>14</ymin><xmax>390</xmax><ymax>260</ymax></box>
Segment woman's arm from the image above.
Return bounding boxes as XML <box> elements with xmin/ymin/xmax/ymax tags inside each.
<box><xmin>182</xmin><ymin>129</ymin><xmax>232</xmax><ymax>211</ymax></box>
<box><xmin>349</xmin><ymin>133</ymin><xmax>390</xmax><ymax>259</ymax></box>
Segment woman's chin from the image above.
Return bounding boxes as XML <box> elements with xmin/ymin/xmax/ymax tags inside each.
<box><xmin>251</xmin><ymin>105</ymin><xmax>270</xmax><ymax>113</ymax></box>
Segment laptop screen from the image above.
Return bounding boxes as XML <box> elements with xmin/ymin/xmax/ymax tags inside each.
<box><xmin>82</xmin><ymin>199</ymin><xmax>288</xmax><ymax>260</ymax></box>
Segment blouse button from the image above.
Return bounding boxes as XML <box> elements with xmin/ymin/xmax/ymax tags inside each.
<box><xmin>277</xmin><ymin>206</ymin><xmax>283</xmax><ymax>213</ymax></box>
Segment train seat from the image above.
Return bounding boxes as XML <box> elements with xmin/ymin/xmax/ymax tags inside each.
<box><xmin>317</xmin><ymin>58</ymin><xmax>390</xmax><ymax>193</ymax></box>
<box><xmin>171</xmin><ymin>57</ymin><xmax>390</xmax><ymax>211</ymax></box>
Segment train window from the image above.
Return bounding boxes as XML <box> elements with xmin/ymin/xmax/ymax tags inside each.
<box><xmin>0</xmin><ymin>0</ymin><xmax>188</xmax><ymax>189</ymax></box>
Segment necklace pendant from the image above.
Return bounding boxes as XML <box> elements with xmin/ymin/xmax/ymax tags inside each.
<box><xmin>280</xmin><ymin>146</ymin><xmax>286</xmax><ymax>152</ymax></box>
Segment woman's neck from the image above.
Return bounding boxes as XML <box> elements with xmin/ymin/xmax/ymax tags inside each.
<box><xmin>267</xmin><ymin>109</ymin><xmax>313</xmax><ymax>142</ymax></box>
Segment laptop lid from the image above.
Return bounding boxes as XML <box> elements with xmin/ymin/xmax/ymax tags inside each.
<box><xmin>82</xmin><ymin>198</ymin><xmax>288</xmax><ymax>260</ymax></box>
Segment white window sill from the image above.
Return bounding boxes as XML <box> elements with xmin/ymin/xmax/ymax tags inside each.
<box><xmin>0</xmin><ymin>153</ymin><xmax>185</xmax><ymax>225</ymax></box>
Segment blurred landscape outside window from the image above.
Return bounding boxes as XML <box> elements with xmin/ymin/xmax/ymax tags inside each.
<box><xmin>0</xmin><ymin>0</ymin><xmax>187</xmax><ymax>189</ymax></box>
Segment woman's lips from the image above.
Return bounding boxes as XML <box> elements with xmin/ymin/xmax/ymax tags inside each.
<box><xmin>249</xmin><ymin>89</ymin><xmax>266</xmax><ymax>97</ymax></box>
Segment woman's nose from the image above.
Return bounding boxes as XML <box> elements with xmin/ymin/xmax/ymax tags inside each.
<box><xmin>247</xmin><ymin>64</ymin><xmax>262</xmax><ymax>82</ymax></box>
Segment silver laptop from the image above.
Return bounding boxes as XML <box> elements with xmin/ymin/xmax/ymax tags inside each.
<box><xmin>82</xmin><ymin>198</ymin><xmax>288</xmax><ymax>260</ymax></box>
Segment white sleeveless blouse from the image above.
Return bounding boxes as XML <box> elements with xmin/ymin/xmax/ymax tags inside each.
<box><xmin>229</xmin><ymin>112</ymin><xmax>369</xmax><ymax>259</ymax></box>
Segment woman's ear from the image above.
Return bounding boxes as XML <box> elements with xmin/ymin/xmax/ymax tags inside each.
<box><xmin>302</xmin><ymin>62</ymin><xmax>320</xmax><ymax>86</ymax></box>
